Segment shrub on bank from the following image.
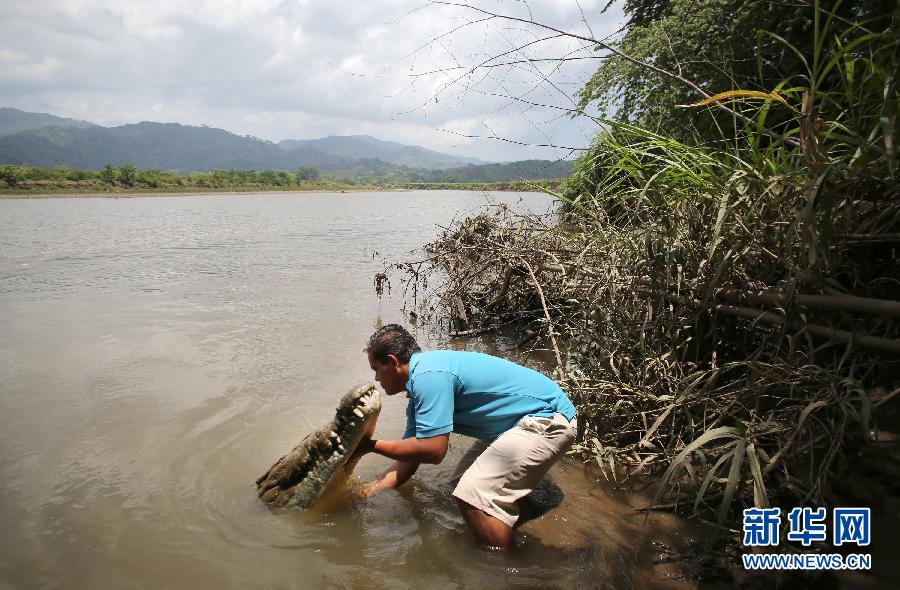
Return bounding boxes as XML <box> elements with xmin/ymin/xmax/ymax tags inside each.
<box><xmin>0</xmin><ymin>165</ymin><xmax>24</xmax><ymax>186</ymax></box>
<box><xmin>385</xmin><ymin>6</ymin><xmax>899</xmax><ymax>528</ymax></box>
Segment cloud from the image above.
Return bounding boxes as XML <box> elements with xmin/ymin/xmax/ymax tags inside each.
<box><xmin>0</xmin><ymin>0</ymin><xmax>624</xmax><ymax>161</ymax></box>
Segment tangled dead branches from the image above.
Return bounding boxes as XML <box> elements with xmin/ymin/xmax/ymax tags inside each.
<box><xmin>378</xmin><ymin>187</ymin><xmax>898</xmax><ymax>524</ymax></box>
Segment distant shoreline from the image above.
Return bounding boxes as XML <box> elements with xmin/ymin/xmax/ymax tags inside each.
<box><xmin>0</xmin><ymin>164</ymin><xmax>564</xmax><ymax>198</ymax></box>
<box><xmin>0</xmin><ymin>187</ymin><xmax>389</xmax><ymax>199</ymax></box>
<box><xmin>0</xmin><ymin>183</ymin><xmax>557</xmax><ymax>199</ymax></box>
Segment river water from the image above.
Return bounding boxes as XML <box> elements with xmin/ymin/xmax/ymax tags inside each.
<box><xmin>0</xmin><ymin>191</ymin><xmax>699</xmax><ymax>589</ymax></box>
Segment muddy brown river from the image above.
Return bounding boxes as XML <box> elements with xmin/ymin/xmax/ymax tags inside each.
<box><xmin>0</xmin><ymin>192</ymin><xmax>701</xmax><ymax>589</ymax></box>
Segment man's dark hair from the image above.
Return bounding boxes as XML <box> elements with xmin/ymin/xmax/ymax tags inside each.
<box><xmin>365</xmin><ymin>324</ymin><xmax>421</xmax><ymax>364</ymax></box>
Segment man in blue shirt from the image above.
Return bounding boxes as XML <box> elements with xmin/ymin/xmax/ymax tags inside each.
<box><xmin>354</xmin><ymin>324</ymin><xmax>577</xmax><ymax>549</ymax></box>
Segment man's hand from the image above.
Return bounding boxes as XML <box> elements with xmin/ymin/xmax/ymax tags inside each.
<box><xmin>356</xmin><ymin>460</ymin><xmax>420</xmax><ymax>499</ymax></box>
<box><xmin>348</xmin><ymin>434</ymin><xmax>376</xmax><ymax>466</ymax></box>
<box><xmin>358</xmin><ymin>480</ymin><xmax>381</xmax><ymax>498</ymax></box>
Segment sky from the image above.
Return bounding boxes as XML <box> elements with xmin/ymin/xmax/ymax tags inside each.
<box><xmin>0</xmin><ymin>1</ymin><xmax>625</xmax><ymax>162</ymax></box>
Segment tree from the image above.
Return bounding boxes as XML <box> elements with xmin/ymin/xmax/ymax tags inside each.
<box><xmin>295</xmin><ymin>166</ymin><xmax>321</xmax><ymax>181</ymax></box>
<box><xmin>100</xmin><ymin>164</ymin><xmax>116</xmax><ymax>184</ymax></box>
<box><xmin>0</xmin><ymin>165</ymin><xmax>23</xmax><ymax>186</ymax></box>
<box><xmin>577</xmin><ymin>0</ymin><xmax>895</xmax><ymax>140</ymax></box>
<box><xmin>117</xmin><ymin>163</ymin><xmax>137</xmax><ymax>187</ymax></box>
<box><xmin>258</xmin><ymin>169</ymin><xmax>278</xmax><ymax>185</ymax></box>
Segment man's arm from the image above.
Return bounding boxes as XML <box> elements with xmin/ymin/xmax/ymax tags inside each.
<box><xmin>361</xmin><ymin>433</ymin><xmax>449</xmax><ymax>464</ymax></box>
<box><xmin>354</xmin><ymin>434</ymin><xmax>448</xmax><ymax>498</ymax></box>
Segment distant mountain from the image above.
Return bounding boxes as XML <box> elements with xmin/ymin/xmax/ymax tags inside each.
<box><xmin>440</xmin><ymin>159</ymin><xmax>574</xmax><ymax>182</ymax></box>
<box><xmin>0</xmin><ymin>107</ymin><xmax>96</xmax><ymax>136</ymax></box>
<box><xmin>0</xmin><ymin>122</ymin><xmax>356</xmax><ymax>171</ymax></box>
<box><xmin>0</xmin><ymin>108</ymin><xmax>573</xmax><ymax>182</ymax></box>
<box><xmin>279</xmin><ymin>135</ymin><xmax>485</xmax><ymax>170</ymax></box>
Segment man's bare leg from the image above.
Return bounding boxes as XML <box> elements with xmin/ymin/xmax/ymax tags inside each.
<box><xmin>456</xmin><ymin>498</ymin><xmax>513</xmax><ymax>549</ymax></box>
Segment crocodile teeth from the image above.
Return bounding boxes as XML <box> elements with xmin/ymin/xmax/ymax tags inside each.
<box><xmin>329</xmin><ymin>431</ymin><xmax>339</xmax><ymax>439</ymax></box>
<box><xmin>353</xmin><ymin>408</ymin><xmax>364</xmax><ymax>418</ymax></box>
<box><xmin>338</xmin><ymin>444</ymin><xmax>347</xmax><ymax>452</ymax></box>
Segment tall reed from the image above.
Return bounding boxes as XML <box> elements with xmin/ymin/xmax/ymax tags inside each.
<box><xmin>384</xmin><ymin>3</ymin><xmax>898</xmax><ymax>527</ymax></box>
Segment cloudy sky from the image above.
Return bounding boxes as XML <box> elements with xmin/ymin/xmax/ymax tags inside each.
<box><xmin>1</xmin><ymin>1</ymin><xmax>625</xmax><ymax>162</ymax></box>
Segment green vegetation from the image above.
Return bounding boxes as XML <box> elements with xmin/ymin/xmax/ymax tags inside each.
<box><xmin>0</xmin><ymin>164</ymin><xmax>366</xmax><ymax>194</ymax></box>
<box><xmin>294</xmin><ymin>166</ymin><xmax>321</xmax><ymax>181</ymax></box>
<box><xmin>99</xmin><ymin>164</ymin><xmax>116</xmax><ymax>184</ymax></box>
<box><xmin>0</xmin><ymin>163</ymin><xmax>560</xmax><ymax>195</ymax></box>
<box><xmin>309</xmin><ymin>159</ymin><xmax>573</xmax><ymax>186</ymax></box>
<box><xmin>0</xmin><ymin>164</ymin><xmax>24</xmax><ymax>186</ymax></box>
<box><xmin>396</xmin><ymin>179</ymin><xmax>563</xmax><ymax>192</ymax></box>
<box><xmin>387</xmin><ymin>0</ymin><xmax>899</xmax><ymax>543</ymax></box>
<box><xmin>578</xmin><ymin>0</ymin><xmax>895</xmax><ymax>141</ymax></box>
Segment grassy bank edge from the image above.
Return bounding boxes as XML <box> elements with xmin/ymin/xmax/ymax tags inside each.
<box><xmin>0</xmin><ymin>184</ymin><xmax>380</xmax><ymax>198</ymax></box>
<box><xmin>0</xmin><ymin>181</ymin><xmax>560</xmax><ymax>198</ymax></box>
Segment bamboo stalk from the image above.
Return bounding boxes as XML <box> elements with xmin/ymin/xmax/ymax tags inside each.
<box><xmin>839</xmin><ymin>233</ymin><xmax>900</xmax><ymax>243</ymax></box>
<box><xmin>717</xmin><ymin>289</ymin><xmax>900</xmax><ymax>317</ymax></box>
<box><xmin>714</xmin><ymin>304</ymin><xmax>900</xmax><ymax>356</ymax></box>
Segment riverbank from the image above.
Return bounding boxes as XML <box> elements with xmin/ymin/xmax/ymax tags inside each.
<box><xmin>0</xmin><ymin>186</ymin><xmax>383</xmax><ymax>198</ymax></box>
<box><xmin>0</xmin><ymin>164</ymin><xmax>563</xmax><ymax>197</ymax></box>
<box><xmin>0</xmin><ymin>181</ymin><xmax>560</xmax><ymax>198</ymax></box>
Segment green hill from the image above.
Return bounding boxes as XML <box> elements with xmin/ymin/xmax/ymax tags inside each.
<box><xmin>0</xmin><ymin>107</ymin><xmax>96</xmax><ymax>136</ymax></box>
<box><xmin>0</xmin><ymin>122</ymin><xmax>353</xmax><ymax>171</ymax></box>
<box><xmin>279</xmin><ymin>135</ymin><xmax>484</xmax><ymax>169</ymax></box>
<box><xmin>0</xmin><ymin>108</ymin><xmax>574</xmax><ymax>182</ymax></box>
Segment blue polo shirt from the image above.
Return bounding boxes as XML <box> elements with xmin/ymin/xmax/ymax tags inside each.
<box><xmin>402</xmin><ymin>350</ymin><xmax>576</xmax><ymax>441</ymax></box>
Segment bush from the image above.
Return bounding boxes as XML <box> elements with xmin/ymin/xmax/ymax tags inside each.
<box><xmin>100</xmin><ymin>164</ymin><xmax>116</xmax><ymax>184</ymax></box>
<box><xmin>117</xmin><ymin>163</ymin><xmax>137</xmax><ymax>187</ymax></box>
<box><xmin>65</xmin><ymin>168</ymin><xmax>92</xmax><ymax>181</ymax></box>
<box><xmin>275</xmin><ymin>171</ymin><xmax>293</xmax><ymax>186</ymax></box>
<box><xmin>0</xmin><ymin>165</ymin><xmax>24</xmax><ymax>186</ymax></box>
<box><xmin>295</xmin><ymin>166</ymin><xmax>321</xmax><ymax>181</ymax></box>
<box><xmin>137</xmin><ymin>167</ymin><xmax>165</xmax><ymax>188</ymax></box>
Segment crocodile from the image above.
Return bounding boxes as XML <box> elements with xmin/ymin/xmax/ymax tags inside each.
<box><xmin>256</xmin><ymin>382</ymin><xmax>381</xmax><ymax>508</ymax></box>
<box><xmin>255</xmin><ymin>381</ymin><xmax>565</xmax><ymax>521</ymax></box>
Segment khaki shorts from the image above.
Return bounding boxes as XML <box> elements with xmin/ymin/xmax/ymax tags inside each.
<box><xmin>450</xmin><ymin>413</ymin><xmax>576</xmax><ymax>527</ymax></box>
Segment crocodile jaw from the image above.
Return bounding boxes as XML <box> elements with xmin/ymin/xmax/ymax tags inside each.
<box><xmin>256</xmin><ymin>383</ymin><xmax>382</xmax><ymax>508</ymax></box>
